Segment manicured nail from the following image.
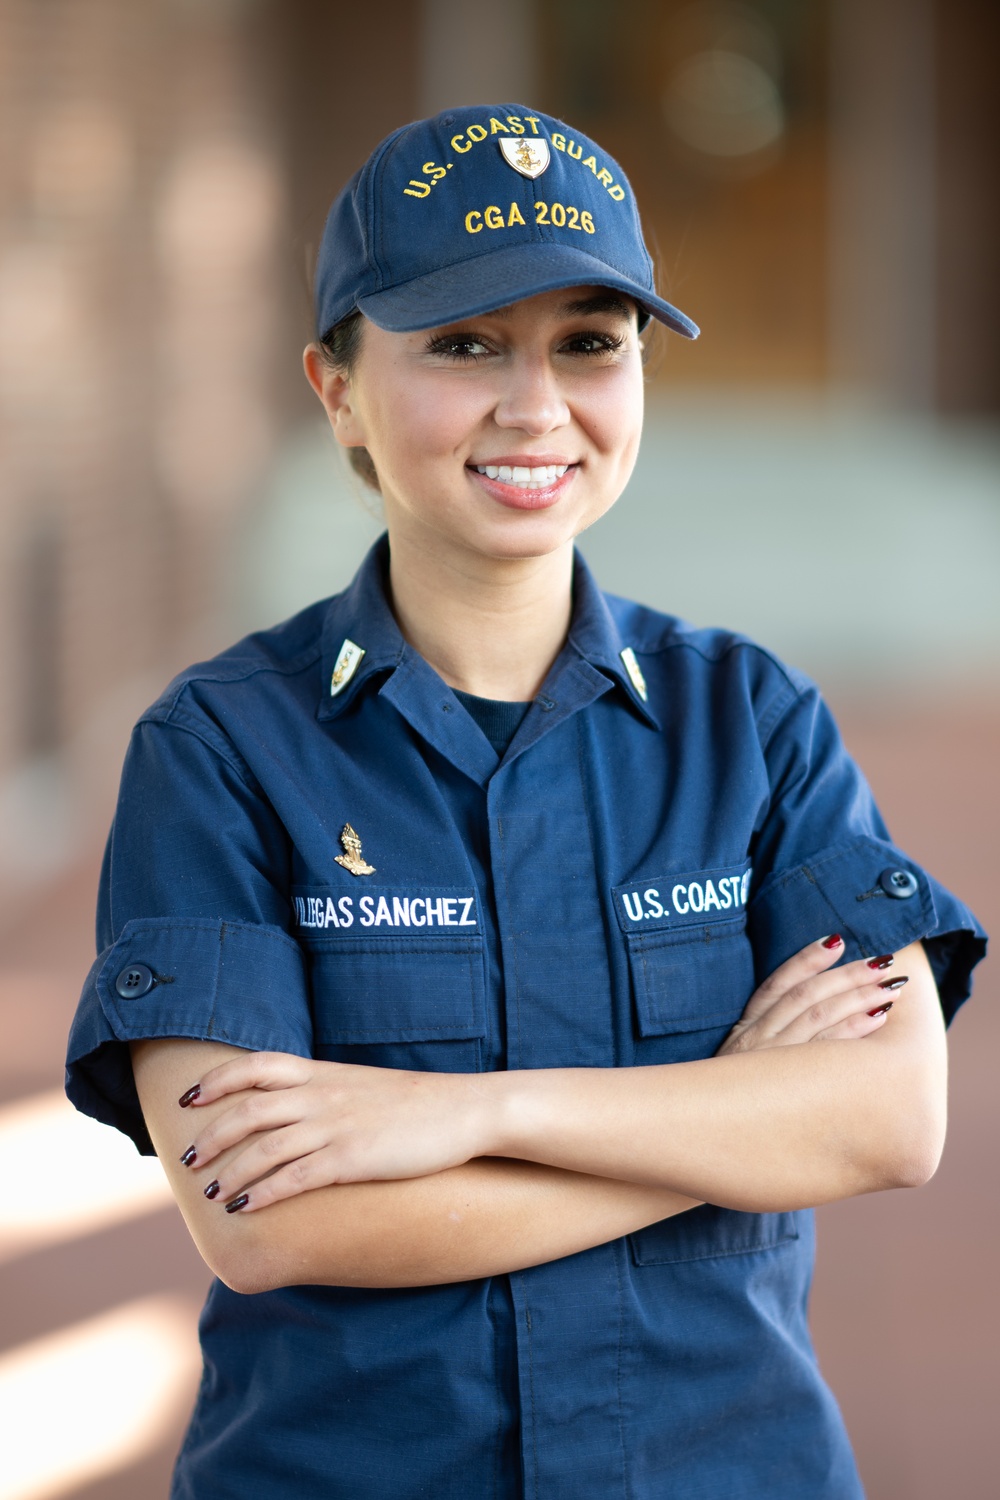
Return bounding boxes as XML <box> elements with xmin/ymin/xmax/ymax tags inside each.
<box><xmin>877</xmin><ymin>975</ymin><xmax>909</xmax><ymax>992</ymax></box>
<box><xmin>867</xmin><ymin>954</ymin><xmax>894</xmax><ymax>970</ymax></box>
<box><xmin>179</xmin><ymin>1145</ymin><xmax>197</xmax><ymax>1167</ymax></box>
<box><xmin>821</xmin><ymin>934</ymin><xmax>843</xmax><ymax>949</ymax></box>
<box><xmin>867</xmin><ymin>1001</ymin><xmax>893</xmax><ymax>1018</ymax></box>
<box><xmin>178</xmin><ymin>1085</ymin><xmax>201</xmax><ymax>1108</ymax></box>
<box><xmin>203</xmin><ymin>1180</ymin><xmax>220</xmax><ymax>1200</ymax></box>
<box><xmin>225</xmin><ymin>1194</ymin><xmax>249</xmax><ymax>1214</ymax></box>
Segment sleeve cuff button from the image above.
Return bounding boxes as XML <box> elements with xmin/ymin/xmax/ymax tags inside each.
<box><xmin>115</xmin><ymin>963</ymin><xmax>156</xmax><ymax>998</ymax></box>
<box><xmin>879</xmin><ymin>868</ymin><xmax>919</xmax><ymax>900</ymax></box>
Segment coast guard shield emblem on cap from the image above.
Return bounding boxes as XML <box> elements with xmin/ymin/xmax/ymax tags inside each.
<box><xmin>499</xmin><ymin>136</ymin><xmax>550</xmax><ymax>179</ymax></box>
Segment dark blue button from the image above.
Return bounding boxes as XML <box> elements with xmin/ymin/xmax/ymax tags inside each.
<box><xmin>879</xmin><ymin>868</ymin><xmax>918</xmax><ymax>900</ymax></box>
<box><xmin>115</xmin><ymin>963</ymin><xmax>155</xmax><ymax>998</ymax></box>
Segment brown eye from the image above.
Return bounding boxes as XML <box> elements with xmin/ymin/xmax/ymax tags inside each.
<box><xmin>425</xmin><ymin>335</ymin><xmax>492</xmax><ymax>360</ymax></box>
<box><xmin>562</xmin><ymin>332</ymin><xmax>626</xmax><ymax>356</ymax></box>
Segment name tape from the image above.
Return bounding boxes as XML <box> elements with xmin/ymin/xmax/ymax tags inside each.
<box><xmin>293</xmin><ymin>888</ymin><xmax>479</xmax><ymax>934</ymax></box>
<box><xmin>614</xmin><ymin>863</ymin><xmax>752</xmax><ymax>932</ymax></box>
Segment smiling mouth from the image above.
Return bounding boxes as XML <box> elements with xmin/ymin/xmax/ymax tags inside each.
<box><xmin>473</xmin><ymin>463</ymin><xmax>570</xmax><ymax>490</ymax></box>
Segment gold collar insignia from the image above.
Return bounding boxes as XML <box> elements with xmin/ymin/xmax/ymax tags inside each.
<box><xmin>619</xmin><ymin>646</ymin><xmax>649</xmax><ymax>703</ymax></box>
<box><xmin>330</xmin><ymin>639</ymin><xmax>365</xmax><ymax>697</ymax></box>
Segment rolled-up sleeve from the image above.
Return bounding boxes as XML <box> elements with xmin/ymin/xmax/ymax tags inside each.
<box><xmin>747</xmin><ymin>683</ymin><xmax>986</xmax><ymax>1023</ymax></box>
<box><xmin>66</xmin><ymin>710</ymin><xmax>313</xmax><ymax>1153</ymax></box>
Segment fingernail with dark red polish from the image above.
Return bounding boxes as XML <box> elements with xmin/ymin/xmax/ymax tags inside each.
<box><xmin>179</xmin><ymin>1145</ymin><xmax>197</xmax><ymax>1167</ymax></box>
<box><xmin>204</xmin><ymin>1180</ymin><xmax>220</xmax><ymax>1200</ymax></box>
<box><xmin>822</xmin><ymin>934</ymin><xmax>843</xmax><ymax>949</ymax></box>
<box><xmin>867</xmin><ymin>954</ymin><xmax>894</xmax><ymax>970</ymax></box>
<box><xmin>178</xmin><ymin>1085</ymin><xmax>201</xmax><ymax>1108</ymax></box>
<box><xmin>225</xmin><ymin>1194</ymin><xmax>249</xmax><ymax>1214</ymax></box>
<box><xmin>867</xmin><ymin>1001</ymin><xmax>893</xmax><ymax>1017</ymax></box>
<box><xmin>878</xmin><ymin>976</ymin><xmax>909</xmax><ymax>992</ymax></box>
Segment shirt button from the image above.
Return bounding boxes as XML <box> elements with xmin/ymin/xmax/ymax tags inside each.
<box><xmin>115</xmin><ymin>963</ymin><xmax>156</xmax><ymax>998</ymax></box>
<box><xmin>879</xmin><ymin>868</ymin><xmax>919</xmax><ymax>900</ymax></box>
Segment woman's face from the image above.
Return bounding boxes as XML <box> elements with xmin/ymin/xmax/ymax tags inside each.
<box><xmin>310</xmin><ymin>286</ymin><xmax>645</xmax><ymax>568</ymax></box>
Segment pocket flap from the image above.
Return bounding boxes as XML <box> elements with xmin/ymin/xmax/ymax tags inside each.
<box><xmin>631</xmin><ymin>1204</ymin><xmax>800</xmax><ymax>1265</ymax></box>
<box><xmin>626</xmin><ymin>920</ymin><xmax>754</xmax><ymax>1037</ymax></box>
<box><xmin>309</xmin><ymin>937</ymin><xmax>487</xmax><ymax>1044</ymax></box>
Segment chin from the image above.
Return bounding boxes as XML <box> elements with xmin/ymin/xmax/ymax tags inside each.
<box><xmin>466</xmin><ymin>514</ymin><xmax>586</xmax><ymax>563</ymax></box>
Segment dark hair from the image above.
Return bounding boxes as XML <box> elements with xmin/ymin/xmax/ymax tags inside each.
<box><xmin>318</xmin><ymin>312</ymin><xmax>380</xmax><ymax>492</ymax></box>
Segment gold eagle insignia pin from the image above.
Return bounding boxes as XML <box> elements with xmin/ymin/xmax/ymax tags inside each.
<box><xmin>500</xmin><ymin>136</ymin><xmax>551</xmax><ymax>180</ymax></box>
<box><xmin>335</xmin><ymin>823</ymin><xmax>376</xmax><ymax>876</ymax></box>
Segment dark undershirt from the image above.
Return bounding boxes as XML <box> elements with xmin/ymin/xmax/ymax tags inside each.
<box><xmin>454</xmin><ymin>690</ymin><xmax>532</xmax><ymax>756</ymax></box>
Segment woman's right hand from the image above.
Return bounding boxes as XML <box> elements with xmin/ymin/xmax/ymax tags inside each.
<box><xmin>717</xmin><ymin>935</ymin><xmax>909</xmax><ymax>1056</ymax></box>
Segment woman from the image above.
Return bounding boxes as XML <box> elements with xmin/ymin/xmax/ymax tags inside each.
<box><xmin>67</xmin><ymin>105</ymin><xmax>985</xmax><ymax>1499</ymax></box>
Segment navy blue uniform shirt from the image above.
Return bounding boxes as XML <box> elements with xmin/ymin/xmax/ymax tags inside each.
<box><xmin>67</xmin><ymin>536</ymin><xmax>986</xmax><ymax>1499</ymax></box>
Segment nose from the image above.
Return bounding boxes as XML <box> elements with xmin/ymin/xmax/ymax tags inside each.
<box><xmin>493</xmin><ymin>353</ymin><xmax>571</xmax><ymax>436</ymax></box>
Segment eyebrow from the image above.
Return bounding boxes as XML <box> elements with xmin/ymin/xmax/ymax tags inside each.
<box><xmin>558</xmin><ymin>293</ymin><xmax>635</xmax><ymax>319</ymax></box>
<box><xmin>484</xmin><ymin>293</ymin><xmax>635</xmax><ymax>322</ymax></box>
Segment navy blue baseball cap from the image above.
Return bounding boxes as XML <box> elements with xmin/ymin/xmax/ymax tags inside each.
<box><xmin>314</xmin><ymin>104</ymin><xmax>699</xmax><ymax>340</ymax></box>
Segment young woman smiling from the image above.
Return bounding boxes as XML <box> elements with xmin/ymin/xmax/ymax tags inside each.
<box><xmin>67</xmin><ymin>105</ymin><xmax>985</xmax><ymax>1500</ymax></box>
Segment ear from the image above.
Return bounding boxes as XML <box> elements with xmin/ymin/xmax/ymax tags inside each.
<box><xmin>302</xmin><ymin>344</ymin><xmax>368</xmax><ymax>449</ymax></box>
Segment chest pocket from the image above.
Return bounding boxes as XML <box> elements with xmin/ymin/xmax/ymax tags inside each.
<box><xmin>305</xmin><ymin>937</ymin><xmax>487</xmax><ymax>1072</ymax></box>
<box><xmin>624</xmin><ymin>934</ymin><xmax>795</xmax><ymax>1260</ymax></box>
<box><xmin>614</xmin><ymin>864</ymin><xmax>755</xmax><ymax>1062</ymax></box>
<box><xmin>615</xmin><ymin>862</ymin><xmax>756</xmax><ymax>1063</ymax></box>
<box><xmin>615</xmin><ymin>863</ymin><xmax>795</xmax><ymax>1263</ymax></box>
<box><xmin>293</xmin><ymin>886</ymin><xmax>488</xmax><ymax>1072</ymax></box>
<box><xmin>625</xmin><ymin>918</ymin><xmax>755</xmax><ymax>1061</ymax></box>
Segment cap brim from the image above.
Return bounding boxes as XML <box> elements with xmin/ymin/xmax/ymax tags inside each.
<box><xmin>355</xmin><ymin>242</ymin><xmax>699</xmax><ymax>339</ymax></box>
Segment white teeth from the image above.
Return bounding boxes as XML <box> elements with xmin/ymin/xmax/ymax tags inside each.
<box><xmin>474</xmin><ymin>464</ymin><xmax>570</xmax><ymax>488</ymax></box>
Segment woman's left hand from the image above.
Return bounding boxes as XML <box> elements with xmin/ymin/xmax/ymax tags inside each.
<box><xmin>177</xmin><ymin>1053</ymin><xmax>493</xmax><ymax>1213</ymax></box>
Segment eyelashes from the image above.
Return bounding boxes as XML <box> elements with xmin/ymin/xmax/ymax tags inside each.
<box><xmin>423</xmin><ymin>335</ymin><xmax>489</xmax><ymax>360</ymax></box>
<box><xmin>423</xmin><ymin>330</ymin><xmax>628</xmax><ymax>361</ymax></box>
<box><xmin>567</xmin><ymin>332</ymin><xmax>626</xmax><ymax>355</ymax></box>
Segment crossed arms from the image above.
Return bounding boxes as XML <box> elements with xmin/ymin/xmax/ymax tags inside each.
<box><xmin>131</xmin><ymin>938</ymin><xmax>946</xmax><ymax>1293</ymax></box>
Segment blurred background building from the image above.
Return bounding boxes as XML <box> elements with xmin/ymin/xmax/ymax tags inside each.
<box><xmin>0</xmin><ymin>2</ymin><xmax>996</xmax><ymax>1497</ymax></box>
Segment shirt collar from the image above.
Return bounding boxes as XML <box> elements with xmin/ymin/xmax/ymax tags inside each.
<box><xmin>317</xmin><ymin>534</ymin><xmax>659</xmax><ymax>731</ymax></box>
<box><xmin>565</xmin><ymin>551</ymin><xmax>661</xmax><ymax>729</ymax></box>
<box><xmin>317</xmin><ymin>536</ymin><xmax>404</xmax><ymax>721</ymax></box>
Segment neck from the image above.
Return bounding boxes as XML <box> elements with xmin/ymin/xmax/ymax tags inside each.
<box><xmin>386</xmin><ymin>531</ymin><xmax>574</xmax><ymax>701</ymax></box>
